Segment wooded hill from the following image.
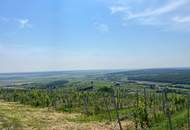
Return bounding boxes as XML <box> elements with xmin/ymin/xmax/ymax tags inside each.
<box><xmin>106</xmin><ymin>68</ymin><xmax>190</xmax><ymax>84</ymax></box>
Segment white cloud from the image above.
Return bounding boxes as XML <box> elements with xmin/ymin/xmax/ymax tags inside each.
<box><xmin>94</xmin><ymin>23</ymin><xmax>110</xmax><ymax>32</ymax></box>
<box><xmin>0</xmin><ymin>17</ymin><xmax>32</xmax><ymax>29</ymax></box>
<box><xmin>173</xmin><ymin>16</ymin><xmax>190</xmax><ymax>23</ymax></box>
<box><xmin>17</xmin><ymin>19</ymin><xmax>32</xmax><ymax>29</ymax></box>
<box><xmin>110</xmin><ymin>6</ymin><xmax>127</xmax><ymax>14</ymax></box>
<box><xmin>106</xmin><ymin>0</ymin><xmax>190</xmax><ymax>31</ymax></box>
<box><xmin>127</xmin><ymin>0</ymin><xmax>188</xmax><ymax>19</ymax></box>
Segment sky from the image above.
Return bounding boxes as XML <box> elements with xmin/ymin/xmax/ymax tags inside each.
<box><xmin>0</xmin><ymin>0</ymin><xmax>190</xmax><ymax>73</ymax></box>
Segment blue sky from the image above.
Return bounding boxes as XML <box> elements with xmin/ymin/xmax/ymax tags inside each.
<box><xmin>0</xmin><ymin>0</ymin><xmax>190</xmax><ymax>73</ymax></box>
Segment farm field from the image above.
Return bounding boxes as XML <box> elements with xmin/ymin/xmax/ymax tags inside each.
<box><xmin>0</xmin><ymin>69</ymin><xmax>190</xmax><ymax>130</ymax></box>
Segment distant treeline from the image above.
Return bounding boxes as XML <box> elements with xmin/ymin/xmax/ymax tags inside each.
<box><xmin>106</xmin><ymin>68</ymin><xmax>190</xmax><ymax>84</ymax></box>
<box><xmin>4</xmin><ymin>80</ymin><xmax>69</xmax><ymax>89</ymax></box>
<box><xmin>42</xmin><ymin>80</ymin><xmax>69</xmax><ymax>89</ymax></box>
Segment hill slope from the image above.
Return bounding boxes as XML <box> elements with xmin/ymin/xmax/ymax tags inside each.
<box><xmin>0</xmin><ymin>100</ymin><xmax>135</xmax><ymax>130</ymax></box>
<box><xmin>0</xmin><ymin>100</ymin><xmax>114</xmax><ymax>130</ymax></box>
<box><xmin>106</xmin><ymin>68</ymin><xmax>190</xmax><ymax>84</ymax></box>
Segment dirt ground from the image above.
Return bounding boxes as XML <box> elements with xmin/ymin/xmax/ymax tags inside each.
<box><xmin>0</xmin><ymin>100</ymin><xmax>134</xmax><ymax>130</ymax></box>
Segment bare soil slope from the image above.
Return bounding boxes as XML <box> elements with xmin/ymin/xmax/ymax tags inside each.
<box><xmin>0</xmin><ymin>100</ymin><xmax>133</xmax><ymax>130</ymax></box>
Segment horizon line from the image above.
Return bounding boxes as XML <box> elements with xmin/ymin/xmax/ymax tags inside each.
<box><xmin>1</xmin><ymin>66</ymin><xmax>190</xmax><ymax>75</ymax></box>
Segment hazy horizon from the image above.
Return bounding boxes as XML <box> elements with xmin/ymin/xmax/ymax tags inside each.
<box><xmin>1</xmin><ymin>67</ymin><xmax>190</xmax><ymax>74</ymax></box>
<box><xmin>1</xmin><ymin>0</ymin><xmax>190</xmax><ymax>73</ymax></box>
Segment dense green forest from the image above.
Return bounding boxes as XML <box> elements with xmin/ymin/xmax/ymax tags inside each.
<box><xmin>106</xmin><ymin>68</ymin><xmax>190</xmax><ymax>84</ymax></box>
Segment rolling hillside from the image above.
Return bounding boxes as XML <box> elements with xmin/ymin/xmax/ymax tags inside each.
<box><xmin>106</xmin><ymin>68</ymin><xmax>190</xmax><ymax>84</ymax></box>
<box><xmin>0</xmin><ymin>100</ymin><xmax>133</xmax><ymax>130</ymax></box>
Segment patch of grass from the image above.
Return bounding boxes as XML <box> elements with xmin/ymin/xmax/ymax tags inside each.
<box><xmin>0</xmin><ymin>113</ymin><xmax>23</xmax><ymax>130</ymax></box>
<box><xmin>69</xmin><ymin>108</ymin><xmax>132</xmax><ymax>122</ymax></box>
<box><xmin>0</xmin><ymin>100</ymin><xmax>124</xmax><ymax>130</ymax></box>
<box><xmin>149</xmin><ymin>109</ymin><xmax>188</xmax><ymax>130</ymax></box>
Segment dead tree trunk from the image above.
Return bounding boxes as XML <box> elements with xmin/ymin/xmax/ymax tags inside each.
<box><xmin>83</xmin><ymin>93</ymin><xmax>89</xmax><ymax>115</ymax></box>
<box><xmin>135</xmin><ymin>89</ymin><xmax>139</xmax><ymax>130</ymax></box>
<box><xmin>144</xmin><ymin>87</ymin><xmax>150</xmax><ymax>127</ymax></box>
<box><xmin>163</xmin><ymin>89</ymin><xmax>173</xmax><ymax>130</ymax></box>
<box><xmin>103</xmin><ymin>96</ymin><xmax>112</xmax><ymax>121</ymax></box>
<box><xmin>162</xmin><ymin>90</ymin><xmax>166</xmax><ymax>114</ymax></box>
<box><xmin>187</xmin><ymin>94</ymin><xmax>190</xmax><ymax>130</ymax></box>
<box><xmin>153</xmin><ymin>92</ymin><xmax>156</xmax><ymax>121</ymax></box>
<box><xmin>112</xmin><ymin>94</ymin><xmax>123</xmax><ymax>130</ymax></box>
